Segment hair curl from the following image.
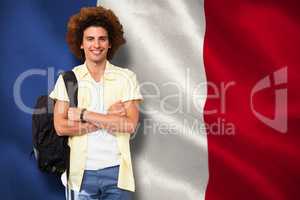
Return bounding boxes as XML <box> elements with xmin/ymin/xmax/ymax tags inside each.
<box><xmin>66</xmin><ymin>6</ymin><xmax>125</xmax><ymax>61</ymax></box>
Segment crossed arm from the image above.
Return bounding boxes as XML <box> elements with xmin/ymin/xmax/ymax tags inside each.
<box><xmin>53</xmin><ymin>100</ymin><xmax>141</xmax><ymax>136</ymax></box>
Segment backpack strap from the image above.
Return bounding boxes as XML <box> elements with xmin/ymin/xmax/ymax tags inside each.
<box><xmin>61</xmin><ymin>71</ymin><xmax>78</xmax><ymax>107</ymax></box>
<box><xmin>61</xmin><ymin>70</ymin><xmax>78</xmax><ymax>192</ymax></box>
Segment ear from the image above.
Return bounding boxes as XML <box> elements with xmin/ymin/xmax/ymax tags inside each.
<box><xmin>80</xmin><ymin>44</ymin><xmax>83</xmax><ymax>49</ymax></box>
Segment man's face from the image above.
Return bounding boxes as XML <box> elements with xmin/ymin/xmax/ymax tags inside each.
<box><xmin>81</xmin><ymin>26</ymin><xmax>111</xmax><ymax>64</ymax></box>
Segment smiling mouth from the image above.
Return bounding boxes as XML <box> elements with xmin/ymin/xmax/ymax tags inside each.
<box><xmin>91</xmin><ymin>50</ymin><xmax>103</xmax><ymax>55</ymax></box>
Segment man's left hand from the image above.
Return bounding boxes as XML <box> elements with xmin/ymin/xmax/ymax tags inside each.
<box><xmin>68</xmin><ymin>107</ymin><xmax>82</xmax><ymax>121</ymax></box>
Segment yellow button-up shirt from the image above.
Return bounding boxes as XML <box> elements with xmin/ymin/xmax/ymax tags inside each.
<box><xmin>49</xmin><ymin>61</ymin><xmax>143</xmax><ymax>192</ymax></box>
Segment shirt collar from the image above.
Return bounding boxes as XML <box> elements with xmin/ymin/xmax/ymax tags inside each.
<box><xmin>77</xmin><ymin>61</ymin><xmax>116</xmax><ymax>81</ymax></box>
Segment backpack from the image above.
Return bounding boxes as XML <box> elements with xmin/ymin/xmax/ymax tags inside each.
<box><xmin>32</xmin><ymin>71</ymin><xmax>78</xmax><ymax>175</ymax></box>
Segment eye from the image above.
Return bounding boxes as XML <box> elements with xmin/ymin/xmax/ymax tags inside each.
<box><xmin>99</xmin><ymin>36</ymin><xmax>108</xmax><ymax>41</ymax></box>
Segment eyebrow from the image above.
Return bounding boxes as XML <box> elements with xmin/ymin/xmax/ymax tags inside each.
<box><xmin>85</xmin><ymin>36</ymin><xmax>108</xmax><ymax>39</ymax></box>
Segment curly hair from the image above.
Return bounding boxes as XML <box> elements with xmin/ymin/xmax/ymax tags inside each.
<box><xmin>66</xmin><ymin>6</ymin><xmax>126</xmax><ymax>61</ymax></box>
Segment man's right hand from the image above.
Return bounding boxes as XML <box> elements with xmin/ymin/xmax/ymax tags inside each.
<box><xmin>80</xmin><ymin>122</ymin><xmax>99</xmax><ymax>135</ymax></box>
<box><xmin>107</xmin><ymin>100</ymin><xmax>126</xmax><ymax>117</ymax></box>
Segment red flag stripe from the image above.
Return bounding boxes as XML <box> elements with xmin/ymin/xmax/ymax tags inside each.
<box><xmin>204</xmin><ymin>1</ymin><xmax>300</xmax><ymax>200</ymax></box>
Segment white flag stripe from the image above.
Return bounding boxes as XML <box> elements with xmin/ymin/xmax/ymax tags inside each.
<box><xmin>98</xmin><ymin>1</ymin><xmax>208</xmax><ymax>199</ymax></box>
<box><xmin>165</xmin><ymin>0</ymin><xmax>205</xmax><ymax>44</ymax></box>
<box><xmin>141</xmin><ymin>102</ymin><xmax>208</xmax><ymax>148</ymax></box>
<box><xmin>105</xmin><ymin>4</ymin><xmax>189</xmax><ymax>85</ymax></box>
<box><xmin>137</xmin><ymin>157</ymin><xmax>202</xmax><ymax>200</ymax></box>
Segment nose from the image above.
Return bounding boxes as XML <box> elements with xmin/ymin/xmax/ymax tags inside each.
<box><xmin>93</xmin><ymin>40</ymin><xmax>100</xmax><ymax>48</ymax></box>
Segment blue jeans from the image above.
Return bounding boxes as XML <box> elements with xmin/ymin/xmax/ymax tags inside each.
<box><xmin>65</xmin><ymin>166</ymin><xmax>132</xmax><ymax>200</ymax></box>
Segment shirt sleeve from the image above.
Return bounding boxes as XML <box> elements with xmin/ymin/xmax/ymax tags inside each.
<box><xmin>120</xmin><ymin>71</ymin><xmax>143</xmax><ymax>102</ymax></box>
<box><xmin>49</xmin><ymin>74</ymin><xmax>70</xmax><ymax>102</ymax></box>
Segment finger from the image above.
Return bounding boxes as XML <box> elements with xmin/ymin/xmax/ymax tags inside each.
<box><xmin>107</xmin><ymin>128</ymin><xmax>113</xmax><ymax>134</ymax></box>
<box><xmin>116</xmin><ymin>101</ymin><xmax>125</xmax><ymax>108</ymax></box>
<box><xmin>117</xmin><ymin>102</ymin><xmax>124</xmax><ymax>107</ymax></box>
<box><xmin>111</xmin><ymin>101</ymin><xmax>121</xmax><ymax>107</ymax></box>
<box><xmin>67</xmin><ymin>110</ymin><xmax>72</xmax><ymax>118</ymax></box>
<box><xmin>115</xmin><ymin>100</ymin><xmax>122</xmax><ymax>104</ymax></box>
<box><xmin>114</xmin><ymin>104</ymin><xmax>123</xmax><ymax>111</ymax></box>
<box><xmin>121</xmin><ymin>108</ymin><xmax>127</xmax><ymax>114</ymax></box>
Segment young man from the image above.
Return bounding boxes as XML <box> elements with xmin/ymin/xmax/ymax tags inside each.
<box><xmin>49</xmin><ymin>6</ymin><xmax>143</xmax><ymax>200</ymax></box>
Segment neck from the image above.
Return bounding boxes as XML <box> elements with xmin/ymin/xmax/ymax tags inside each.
<box><xmin>85</xmin><ymin>59</ymin><xmax>107</xmax><ymax>81</ymax></box>
<box><xmin>85</xmin><ymin>59</ymin><xmax>107</xmax><ymax>75</ymax></box>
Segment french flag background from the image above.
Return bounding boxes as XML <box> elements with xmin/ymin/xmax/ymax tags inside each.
<box><xmin>1</xmin><ymin>0</ymin><xmax>299</xmax><ymax>199</ymax></box>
